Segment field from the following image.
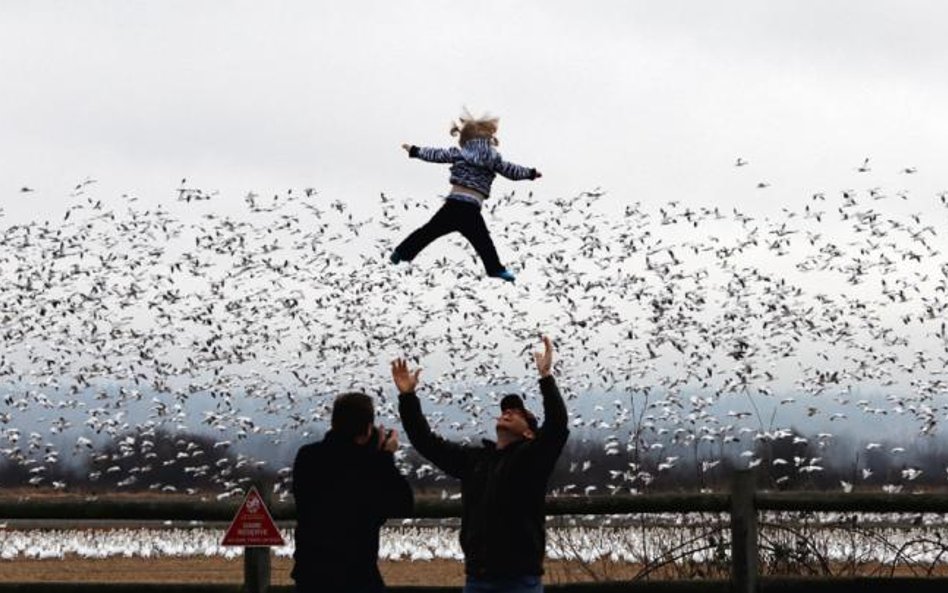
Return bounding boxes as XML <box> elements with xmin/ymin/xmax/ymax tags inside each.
<box><xmin>0</xmin><ymin>556</ymin><xmax>656</xmax><ymax>586</ymax></box>
<box><xmin>4</xmin><ymin>556</ymin><xmax>948</xmax><ymax>586</ymax></box>
<box><xmin>5</xmin><ymin>490</ymin><xmax>948</xmax><ymax>585</ymax></box>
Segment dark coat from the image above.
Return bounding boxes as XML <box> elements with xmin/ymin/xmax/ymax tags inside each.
<box><xmin>291</xmin><ymin>430</ymin><xmax>414</xmax><ymax>592</ymax></box>
<box><xmin>398</xmin><ymin>376</ymin><xmax>569</xmax><ymax>578</ymax></box>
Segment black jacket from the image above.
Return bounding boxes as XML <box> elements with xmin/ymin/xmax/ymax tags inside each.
<box><xmin>398</xmin><ymin>376</ymin><xmax>569</xmax><ymax>578</ymax></box>
<box><xmin>291</xmin><ymin>430</ymin><xmax>414</xmax><ymax>592</ymax></box>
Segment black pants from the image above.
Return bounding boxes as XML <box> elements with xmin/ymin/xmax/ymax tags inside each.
<box><xmin>395</xmin><ymin>199</ymin><xmax>504</xmax><ymax>275</ymax></box>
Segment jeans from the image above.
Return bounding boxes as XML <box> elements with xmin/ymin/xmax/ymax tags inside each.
<box><xmin>394</xmin><ymin>197</ymin><xmax>505</xmax><ymax>275</ymax></box>
<box><xmin>463</xmin><ymin>575</ymin><xmax>543</xmax><ymax>593</ymax></box>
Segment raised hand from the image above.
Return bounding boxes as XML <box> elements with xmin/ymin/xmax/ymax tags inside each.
<box><xmin>391</xmin><ymin>358</ymin><xmax>422</xmax><ymax>394</ymax></box>
<box><xmin>533</xmin><ymin>335</ymin><xmax>554</xmax><ymax>378</ymax></box>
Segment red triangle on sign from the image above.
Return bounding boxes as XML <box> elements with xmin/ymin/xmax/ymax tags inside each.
<box><xmin>221</xmin><ymin>486</ymin><xmax>285</xmax><ymax>546</ymax></box>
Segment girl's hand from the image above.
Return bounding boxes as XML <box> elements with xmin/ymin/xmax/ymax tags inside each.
<box><xmin>401</xmin><ymin>144</ymin><xmax>411</xmax><ymax>153</ymax></box>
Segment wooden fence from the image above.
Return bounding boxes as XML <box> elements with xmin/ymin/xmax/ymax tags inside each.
<box><xmin>2</xmin><ymin>471</ymin><xmax>948</xmax><ymax>592</ymax></box>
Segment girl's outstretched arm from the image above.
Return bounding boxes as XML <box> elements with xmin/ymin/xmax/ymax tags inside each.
<box><xmin>403</xmin><ymin>144</ymin><xmax>462</xmax><ymax>163</ymax></box>
<box><xmin>494</xmin><ymin>157</ymin><xmax>541</xmax><ymax>181</ymax></box>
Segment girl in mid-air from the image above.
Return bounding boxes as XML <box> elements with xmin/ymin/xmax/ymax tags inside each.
<box><xmin>391</xmin><ymin>109</ymin><xmax>541</xmax><ymax>283</ymax></box>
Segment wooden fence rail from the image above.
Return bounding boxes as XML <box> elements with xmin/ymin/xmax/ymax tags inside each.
<box><xmin>2</xmin><ymin>472</ymin><xmax>948</xmax><ymax>593</ymax></box>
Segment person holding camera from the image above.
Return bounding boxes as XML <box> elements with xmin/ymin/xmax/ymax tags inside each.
<box><xmin>393</xmin><ymin>336</ymin><xmax>569</xmax><ymax>593</ymax></box>
<box><xmin>291</xmin><ymin>392</ymin><xmax>414</xmax><ymax>593</ymax></box>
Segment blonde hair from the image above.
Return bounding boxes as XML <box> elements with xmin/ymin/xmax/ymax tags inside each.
<box><xmin>450</xmin><ymin>108</ymin><xmax>499</xmax><ymax>146</ymax></box>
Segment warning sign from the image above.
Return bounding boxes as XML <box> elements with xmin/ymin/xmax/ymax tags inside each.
<box><xmin>221</xmin><ymin>486</ymin><xmax>285</xmax><ymax>546</ymax></box>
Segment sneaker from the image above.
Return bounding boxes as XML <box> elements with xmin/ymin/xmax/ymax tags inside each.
<box><xmin>491</xmin><ymin>269</ymin><xmax>516</xmax><ymax>283</ymax></box>
<box><xmin>389</xmin><ymin>251</ymin><xmax>403</xmax><ymax>264</ymax></box>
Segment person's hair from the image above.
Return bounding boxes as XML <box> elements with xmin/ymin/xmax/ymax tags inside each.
<box><xmin>450</xmin><ymin>108</ymin><xmax>499</xmax><ymax>147</ymax></box>
<box><xmin>331</xmin><ymin>392</ymin><xmax>375</xmax><ymax>440</ymax></box>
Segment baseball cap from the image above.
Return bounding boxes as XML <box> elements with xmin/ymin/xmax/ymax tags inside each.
<box><xmin>500</xmin><ymin>394</ymin><xmax>539</xmax><ymax>433</ymax></box>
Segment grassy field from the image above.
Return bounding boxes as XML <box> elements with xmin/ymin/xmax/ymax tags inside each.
<box><xmin>0</xmin><ymin>489</ymin><xmax>653</xmax><ymax>585</ymax></box>
<box><xmin>3</xmin><ymin>556</ymin><xmax>947</xmax><ymax>585</ymax></box>
<box><xmin>5</xmin><ymin>489</ymin><xmax>948</xmax><ymax>584</ymax></box>
<box><xmin>0</xmin><ymin>556</ymin><xmax>654</xmax><ymax>585</ymax></box>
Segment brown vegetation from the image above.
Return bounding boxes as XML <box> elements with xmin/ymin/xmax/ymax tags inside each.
<box><xmin>0</xmin><ymin>556</ymin><xmax>650</xmax><ymax>586</ymax></box>
<box><xmin>3</xmin><ymin>556</ymin><xmax>947</xmax><ymax>585</ymax></box>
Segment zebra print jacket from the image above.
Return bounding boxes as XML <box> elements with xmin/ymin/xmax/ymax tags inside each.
<box><xmin>408</xmin><ymin>137</ymin><xmax>538</xmax><ymax>200</ymax></box>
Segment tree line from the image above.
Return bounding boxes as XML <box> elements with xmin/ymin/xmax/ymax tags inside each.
<box><xmin>2</xmin><ymin>426</ymin><xmax>946</xmax><ymax>495</ymax></box>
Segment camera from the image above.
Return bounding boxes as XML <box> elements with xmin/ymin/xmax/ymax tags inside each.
<box><xmin>369</xmin><ymin>427</ymin><xmax>394</xmax><ymax>447</ymax></box>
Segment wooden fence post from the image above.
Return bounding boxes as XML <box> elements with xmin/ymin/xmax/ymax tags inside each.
<box><xmin>244</xmin><ymin>545</ymin><xmax>270</xmax><ymax>593</ymax></box>
<box><xmin>243</xmin><ymin>479</ymin><xmax>273</xmax><ymax>593</ymax></box>
<box><xmin>730</xmin><ymin>470</ymin><xmax>758</xmax><ymax>593</ymax></box>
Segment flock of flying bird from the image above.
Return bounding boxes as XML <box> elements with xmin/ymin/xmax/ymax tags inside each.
<box><xmin>2</xmin><ymin>159</ymin><xmax>948</xmax><ymax>498</ymax></box>
<box><xmin>6</xmin><ymin>518</ymin><xmax>946</xmax><ymax>565</ymax></box>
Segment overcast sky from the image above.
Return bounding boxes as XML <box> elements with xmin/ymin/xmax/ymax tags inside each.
<box><xmin>3</xmin><ymin>1</ymin><xmax>948</xmax><ymax>223</ymax></box>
